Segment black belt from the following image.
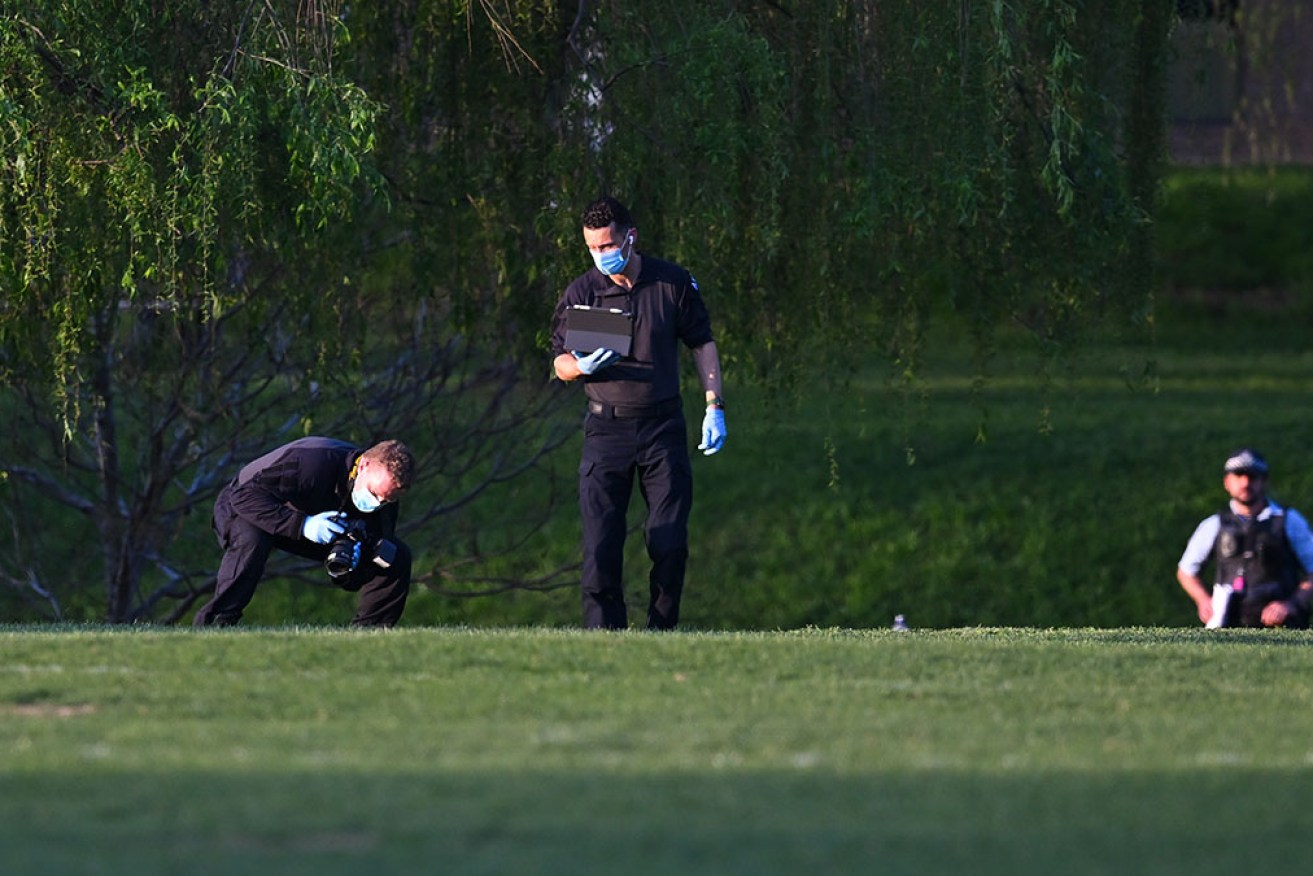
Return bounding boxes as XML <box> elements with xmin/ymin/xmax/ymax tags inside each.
<box><xmin>587</xmin><ymin>398</ymin><xmax>681</xmax><ymax>419</ymax></box>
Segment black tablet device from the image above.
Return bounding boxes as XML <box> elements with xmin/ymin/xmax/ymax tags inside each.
<box><xmin>564</xmin><ymin>305</ymin><xmax>633</xmax><ymax>356</ymax></box>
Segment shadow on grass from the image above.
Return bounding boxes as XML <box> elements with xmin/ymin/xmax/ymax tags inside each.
<box><xmin>2</xmin><ymin>767</ymin><xmax>1307</xmax><ymax>875</ymax></box>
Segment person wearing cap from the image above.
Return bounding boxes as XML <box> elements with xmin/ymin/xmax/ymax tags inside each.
<box><xmin>550</xmin><ymin>196</ymin><xmax>726</xmax><ymax>630</ymax></box>
<box><xmin>1176</xmin><ymin>448</ymin><xmax>1313</xmax><ymax>628</ymax></box>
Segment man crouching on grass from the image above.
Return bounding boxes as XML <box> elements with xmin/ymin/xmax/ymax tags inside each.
<box><xmin>195</xmin><ymin>437</ymin><xmax>415</xmax><ymax>628</ymax></box>
<box><xmin>1176</xmin><ymin>447</ymin><xmax>1313</xmax><ymax>628</ymax></box>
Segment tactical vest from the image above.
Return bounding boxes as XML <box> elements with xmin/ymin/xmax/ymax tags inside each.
<box><xmin>1213</xmin><ymin>508</ymin><xmax>1298</xmax><ymax>595</ymax></box>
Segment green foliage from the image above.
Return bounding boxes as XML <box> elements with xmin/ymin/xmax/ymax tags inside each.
<box><xmin>554</xmin><ymin>1</ymin><xmax>1169</xmax><ymax>383</ymax></box>
<box><xmin>4</xmin><ymin>626</ymin><xmax>1313</xmax><ymax>874</ymax></box>
<box><xmin>342</xmin><ymin>1</ymin><xmax>1169</xmax><ymax>378</ymax></box>
<box><xmin>584</xmin><ymin>7</ymin><xmax>789</xmax><ymax>362</ymax></box>
<box><xmin>1</xmin><ymin>2</ymin><xmax>382</xmax><ymax>397</ymax></box>
<box><xmin>1157</xmin><ymin>166</ymin><xmax>1313</xmax><ymax>293</ymax></box>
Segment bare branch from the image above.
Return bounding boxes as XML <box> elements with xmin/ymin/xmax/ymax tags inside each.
<box><xmin>0</xmin><ymin>566</ymin><xmax>64</xmax><ymax>621</ymax></box>
<box><xmin>221</xmin><ymin>0</ymin><xmax>263</xmax><ymax>79</ymax></box>
<box><xmin>0</xmin><ymin>466</ymin><xmax>96</xmax><ymax>515</ymax></box>
<box><xmin>567</xmin><ymin>0</ymin><xmax>589</xmax><ymax>59</ymax></box>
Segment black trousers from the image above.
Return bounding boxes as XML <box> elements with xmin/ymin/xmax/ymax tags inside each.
<box><xmin>195</xmin><ymin>489</ymin><xmax>412</xmax><ymax>627</ymax></box>
<box><xmin>578</xmin><ymin>410</ymin><xmax>692</xmax><ymax>630</ymax></box>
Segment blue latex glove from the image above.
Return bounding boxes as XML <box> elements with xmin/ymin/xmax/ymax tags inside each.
<box><xmin>573</xmin><ymin>348</ymin><xmax>621</xmax><ymax>375</ymax></box>
<box><xmin>698</xmin><ymin>407</ymin><xmax>727</xmax><ymax>456</ymax></box>
<box><xmin>302</xmin><ymin>510</ymin><xmax>346</xmax><ymax>544</ymax></box>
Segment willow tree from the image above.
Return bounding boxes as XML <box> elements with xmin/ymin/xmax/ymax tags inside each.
<box><xmin>0</xmin><ymin>2</ymin><xmax>572</xmax><ymax>622</ymax></box>
<box><xmin>0</xmin><ymin>1</ymin><xmax>1175</xmax><ymax>622</ymax></box>
<box><xmin>552</xmin><ymin>0</ymin><xmax>1172</xmax><ymax>391</ymax></box>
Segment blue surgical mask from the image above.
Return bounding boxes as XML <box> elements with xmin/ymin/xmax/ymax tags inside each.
<box><xmin>351</xmin><ymin>483</ymin><xmax>383</xmax><ymax>514</ymax></box>
<box><xmin>591</xmin><ymin>234</ymin><xmax>632</xmax><ymax>275</ymax></box>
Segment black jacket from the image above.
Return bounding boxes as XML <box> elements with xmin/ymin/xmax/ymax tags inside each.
<box><xmin>222</xmin><ymin>437</ymin><xmax>399</xmax><ymax>542</ymax></box>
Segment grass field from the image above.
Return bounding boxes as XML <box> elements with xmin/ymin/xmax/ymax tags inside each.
<box><xmin>4</xmin><ymin>625</ymin><xmax>1313</xmax><ymax>874</ymax></box>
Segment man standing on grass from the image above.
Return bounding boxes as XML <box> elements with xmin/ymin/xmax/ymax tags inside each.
<box><xmin>551</xmin><ymin>196</ymin><xmax>727</xmax><ymax>630</ymax></box>
<box><xmin>195</xmin><ymin>437</ymin><xmax>415</xmax><ymax>628</ymax></box>
<box><xmin>1176</xmin><ymin>448</ymin><xmax>1313</xmax><ymax>628</ymax></box>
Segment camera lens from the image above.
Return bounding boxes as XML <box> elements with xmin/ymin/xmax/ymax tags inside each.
<box><xmin>324</xmin><ymin>538</ymin><xmax>361</xmax><ymax>578</ymax></box>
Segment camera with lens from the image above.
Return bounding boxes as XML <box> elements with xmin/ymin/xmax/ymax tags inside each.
<box><xmin>324</xmin><ymin>518</ymin><xmax>397</xmax><ymax>580</ymax></box>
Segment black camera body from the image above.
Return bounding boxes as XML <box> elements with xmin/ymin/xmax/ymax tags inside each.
<box><xmin>324</xmin><ymin>518</ymin><xmax>398</xmax><ymax>580</ymax></box>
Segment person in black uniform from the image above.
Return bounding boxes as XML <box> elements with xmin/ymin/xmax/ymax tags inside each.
<box><xmin>551</xmin><ymin>196</ymin><xmax>727</xmax><ymax>630</ymax></box>
<box><xmin>195</xmin><ymin>437</ymin><xmax>416</xmax><ymax>627</ymax></box>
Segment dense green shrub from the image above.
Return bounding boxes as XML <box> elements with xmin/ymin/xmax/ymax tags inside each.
<box><xmin>1157</xmin><ymin>166</ymin><xmax>1313</xmax><ymax>294</ymax></box>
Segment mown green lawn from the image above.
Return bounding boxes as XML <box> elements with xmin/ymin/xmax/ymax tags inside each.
<box><xmin>3</xmin><ymin>626</ymin><xmax>1311</xmax><ymax>874</ymax></box>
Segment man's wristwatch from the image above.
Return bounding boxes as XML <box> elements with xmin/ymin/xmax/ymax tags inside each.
<box><xmin>706</xmin><ymin>396</ymin><xmax>726</xmax><ymax>410</ymax></box>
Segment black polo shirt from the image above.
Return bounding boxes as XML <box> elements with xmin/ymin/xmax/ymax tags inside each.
<box><xmin>552</xmin><ymin>255</ymin><xmax>715</xmax><ymax>407</ymax></box>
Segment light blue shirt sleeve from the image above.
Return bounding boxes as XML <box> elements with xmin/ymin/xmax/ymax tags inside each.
<box><xmin>1284</xmin><ymin>508</ymin><xmax>1313</xmax><ymax>575</ymax></box>
<box><xmin>1178</xmin><ymin>515</ymin><xmax>1220</xmax><ymax>576</ymax></box>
